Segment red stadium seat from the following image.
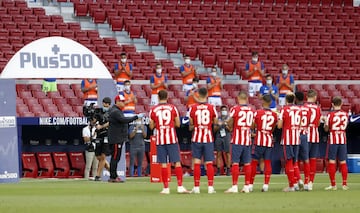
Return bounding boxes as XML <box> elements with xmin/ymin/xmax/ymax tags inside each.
<box><xmin>68</xmin><ymin>152</ymin><xmax>85</xmax><ymax>178</ymax></box>
<box><xmin>36</xmin><ymin>152</ymin><xmax>54</xmax><ymax>178</ymax></box>
<box><xmin>52</xmin><ymin>152</ymin><xmax>70</xmax><ymax>178</ymax></box>
<box><xmin>22</xmin><ymin>153</ymin><xmax>38</xmax><ymax>178</ymax></box>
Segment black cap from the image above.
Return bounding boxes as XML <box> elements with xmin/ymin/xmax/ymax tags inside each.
<box><xmin>102</xmin><ymin>97</ymin><xmax>111</xmax><ymax>104</ymax></box>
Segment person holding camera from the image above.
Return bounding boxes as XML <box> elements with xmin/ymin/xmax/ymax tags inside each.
<box><xmin>108</xmin><ymin>94</ymin><xmax>144</xmax><ymax>183</ymax></box>
<box><xmin>93</xmin><ymin>97</ymin><xmax>112</xmax><ymax>181</ymax></box>
<box><xmin>82</xmin><ymin>116</ymin><xmax>99</xmax><ymax>180</ymax></box>
<box><xmin>128</xmin><ymin>118</ymin><xmax>147</xmax><ymax>177</ymax></box>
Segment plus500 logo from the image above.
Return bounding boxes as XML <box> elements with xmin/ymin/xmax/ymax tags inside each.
<box><xmin>20</xmin><ymin>52</ymin><xmax>93</xmax><ymax>69</ymax></box>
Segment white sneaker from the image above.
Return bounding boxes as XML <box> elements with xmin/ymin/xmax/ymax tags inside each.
<box><xmin>298</xmin><ymin>179</ymin><xmax>304</xmax><ymax>190</ymax></box>
<box><xmin>304</xmin><ymin>184</ymin><xmax>309</xmax><ymax>191</ymax></box>
<box><xmin>177</xmin><ymin>186</ymin><xmax>190</xmax><ymax>194</ymax></box>
<box><xmin>342</xmin><ymin>185</ymin><xmax>349</xmax><ymax>191</ymax></box>
<box><xmin>191</xmin><ymin>187</ymin><xmax>200</xmax><ymax>194</ymax></box>
<box><xmin>224</xmin><ymin>185</ymin><xmax>238</xmax><ymax>193</ymax></box>
<box><xmin>160</xmin><ymin>188</ymin><xmax>170</xmax><ymax>194</ymax></box>
<box><xmin>262</xmin><ymin>184</ymin><xmax>269</xmax><ymax>192</ymax></box>
<box><xmin>294</xmin><ymin>183</ymin><xmax>300</xmax><ymax>191</ymax></box>
<box><xmin>248</xmin><ymin>184</ymin><xmax>253</xmax><ymax>192</ymax></box>
<box><xmin>283</xmin><ymin>187</ymin><xmax>295</xmax><ymax>192</ymax></box>
<box><xmin>208</xmin><ymin>186</ymin><xmax>216</xmax><ymax>194</ymax></box>
<box><xmin>308</xmin><ymin>181</ymin><xmax>313</xmax><ymax>191</ymax></box>
<box><xmin>325</xmin><ymin>185</ymin><xmax>337</xmax><ymax>191</ymax></box>
<box><xmin>241</xmin><ymin>185</ymin><xmax>250</xmax><ymax>193</ymax></box>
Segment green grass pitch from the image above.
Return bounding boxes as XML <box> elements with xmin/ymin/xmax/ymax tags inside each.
<box><xmin>0</xmin><ymin>173</ymin><xmax>359</xmax><ymax>213</ymax></box>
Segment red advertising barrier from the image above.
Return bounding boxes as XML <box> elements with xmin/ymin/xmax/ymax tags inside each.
<box><xmin>150</xmin><ymin>136</ymin><xmax>171</xmax><ymax>183</ymax></box>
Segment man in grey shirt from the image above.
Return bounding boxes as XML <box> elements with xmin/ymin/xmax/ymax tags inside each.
<box><xmin>128</xmin><ymin>118</ymin><xmax>147</xmax><ymax>177</ymax></box>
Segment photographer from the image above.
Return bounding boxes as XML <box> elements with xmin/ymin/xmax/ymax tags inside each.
<box><xmin>82</xmin><ymin>116</ymin><xmax>99</xmax><ymax>180</ymax></box>
<box><xmin>93</xmin><ymin>97</ymin><xmax>112</xmax><ymax>181</ymax></box>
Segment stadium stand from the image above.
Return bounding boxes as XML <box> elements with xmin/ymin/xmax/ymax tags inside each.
<box><xmin>36</xmin><ymin>152</ymin><xmax>54</xmax><ymax>178</ymax></box>
<box><xmin>21</xmin><ymin>153</ymin><xmax>39</xmax><ymax>178</ymax></box>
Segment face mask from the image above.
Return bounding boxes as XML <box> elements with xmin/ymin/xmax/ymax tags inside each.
<box><xmin>221</xmin><ymin>111</ymin><xmax>228</xmax><ymax>116</ymax></box>
<box><xmin>266</xmin><ymin>80</ymin><xmax>272</xmax><ymax>85</ymax></box>
<box><xmin>211</xmin><ymin>72</ymin><xmax>216</xmax><ymax>77</ymax></box>
<box><xmin>282</xmin><ymin>70</ymin><xmax>288</xmax><ymax>76</ymax></box>
<box><xmin>121</xmin><ymin>59</ymin><xmax>126</xmax><ymax>63</ymax></box>
<box><xmin>185</xmin><ymin>59</ymin><xmax>191</xmax><ymax>64</ymax></box>
<box><xmin>124</xmin><ymin>85</ymin><xmax>130</xmax><ymax>92</ymax></box>
<box><xmin>193</xmin><ymin>83</ymin><xmax>198</xmax><ymax>89</ymax></box>
<box><xmin>102</xmin><ymin>107</ymin><xmax>109</xmax><ymax>112</ymax></box>
<box><xmin>252</xmin><ymin>57</ymin><xmax>258</xmax><ymax>63</ymax></box>
<box><xmin>156</xmin><ymin>69</ymin><xmax>162</xmax><ymax>74</ymax></box>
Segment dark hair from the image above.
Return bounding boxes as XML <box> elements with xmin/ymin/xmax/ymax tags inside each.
<box><xmin>120</xmin><ymin>52</ymin><xmax>126</xmax><ymax>57</ymax></box>
<box><xmin>252</xmin><ymin>51</ymin><xmax>258</xmax><ymax>56</ymax></box>
<box><xmin>158</xmin><ymin>90</ymin><xmax>168</xmax><ymax>100</ymax></box>
<box><xmin>220</xmin><ymin>105</ymin><xmax>227</xmax><ymax>110</ymax></box>
<box><xmin>193</xmin><ymin>77</ymin><xmax>199</xmax><ymax>82</ymax></box>
<box><xmin>332</xmin><ymin>96</ymin><xmax>342</xmax><ymax>106</ymax></box>
<box><xmin>262</xmin><ymin>94</ymin><xmax>272</xmax><ymax>104</ymax></box>
<box><xmin>265</xmin><ymin>74</ymin><xmax>272</xmax><ymax>79</ymax></box>
<box><xmin>295</xmin><ymin>91</ymin><xmax>304</xmax><ymax>102</ymax></box>
<box><xmin>102</xmin><ymin>97</ymin><xmax>111</xmax><ymax>104</ymax></box>
<box><xmin>198</xmin><ymin>87</ymin><xmax>208</xmax><ymax>97</ymax></box>
<box><xmin>124</xmin><ymin>80</ymin><xmax>131</xmax><ymax>85</ymax></box>
<box><xmin>286</xmin><ymin>93</ymin><xmax>295</xmax><ymax>104</ymax></box>
<box><xmin>307</xmin><ymin>89</ymin><xmax>317</xmax><ymax>98</ymax></box>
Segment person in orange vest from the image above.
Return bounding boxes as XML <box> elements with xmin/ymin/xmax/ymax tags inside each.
<box><xmin>276</xmin><ymin>64</ymin><xmax>295</xmax><ymax>107</ymax></box>
<box><xmin>179</xmin><ymin>55</ymin><xmax>197</xmax><ymax>92</ymax></box>
<box><xmin>150</xmin><ymin>63</ymin><xmax>168</xmax><ymax>106</ymax></box>
<box><xmin>114</xmin><ymin>52</ymin><xmax>133</xmax><ymax>92</ymax></box>
<box><xmin>81</xmin><ymin>79</ymin><xmax>98</xmax><ymax>106</ymax></box>
<box><xmin>207</xmin><ymin>67</ymin><xmax>223</xmax><ymax>106</ymax></box>
<box><xmin>185</xmin><ymin>77</ymin><xmax>201</xmax><ymax>109</ymax></box>
<box><xmin>119</xmin><ymin>80</ymin><xmax>138</xmax><ymax>117</ymax></box>
<box><xmin>245</xmin><ymin>51</ymin><xmax>265</xmax><ymax>97</ymax></box>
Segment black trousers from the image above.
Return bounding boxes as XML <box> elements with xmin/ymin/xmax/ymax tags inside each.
<box><xmin>109</xmin><ymin>143</ymin><xmax>124</xmax><ymax>179</ymax></box>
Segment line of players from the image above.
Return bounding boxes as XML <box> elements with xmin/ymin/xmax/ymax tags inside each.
<box><xmin>149</xmin><ymin>87</ymin><xmax>349</xmax><ymax>194</ymax></box>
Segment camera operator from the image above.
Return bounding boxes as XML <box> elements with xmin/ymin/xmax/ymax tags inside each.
<box><xmin>82</xmin><ymin>116</ymin><xmax>99</xmax><ymax>180</ymax></box>
<box><xmin>93</xmin><ymin>97</ymin><xmax>112</xmax><ymax>181</ymax></box>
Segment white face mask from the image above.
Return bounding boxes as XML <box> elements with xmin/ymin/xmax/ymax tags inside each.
<box><xmin>252</xmin><ymin>57</ymin><xmax>258</xmax><ymax>63</ymax></box>
<box><xmin>221</xmin><ymin>111</ymin><xmax>228</xmax><ymax>116</ymax></box>
<box><xmin>266</xmin><ymin>80</ymin><xmax>272</xmax><ymax>85</ymax></box>
<box><xmin>121</xmin><ymin>58</ymin><xmax>127</xmax><ymax>63</ymax></box>
<box><xmin>156</xmin><ymin>69</ymin><xmax>162</xmax><ymax>74</ymax></box>
<box><xmin>211</xmin><ymin>72</ymin><xmax>216</xmax><ymax>77</ymax></box>
<box><xmin>185</xmin><ymin>59</ymin><xmax>191</xmax><ymax>64</ymax></box>
<box><xmin>124</xmin><ymin>85</ymin><xmax>130</xmax><ymax>92</ymax></box>
<box><xmin>282</xmin><ymin>70</ymin><xmax>288</xmax><ymax>76</ymax></box>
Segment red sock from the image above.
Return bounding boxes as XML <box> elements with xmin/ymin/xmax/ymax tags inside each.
<box><xmin>161</xmin><ymin>167</ymin><xmax>169</xmax><ymax>188</ymax></box>
<box><xmin>303</xmin><ymin>161</ymin><xmax>310</xmax><ymax>184</ymax></box>
<box><xmin>250</xmin><ymin>160</ymin><xmax>258</xmax><ymax>185</ymax></box>
<box><xmin>232</xmin><ymin>164</ymin><xmax>239</xmax><ymax>186</ymax></box>
<box><xmin>340</xmin><ymin>163</ymin><xmax>348</xmax><ymax>186</ymax></box>
<box><xmin>309</xmin><ymin>158</ymin><xmax>317</xmax><ymax>182</ymax></box>
<box><xmin>264</xmin><ymin>160</ymin><xmax>272</xmax><ymax>185</ymax></box>
<box><xmin>244</xmin><ymin>164</ymin><xmax>251</xmax><ymax>185</ymax></box>
<box><xmin>194</xmin><ymin>163</ymin><xmax>201</xmax><ymax>187</ymax></box>
<box><xmin>328</xmin><ymin>162</ymin><xmax>336</xmax><ymax>187</ymax></box>
<box><xmin>175</xmin><ymin>166</ymin><xmax>183</xmax><ymax>187</ymax></box>
<box><xmin>285</xmin><ymin>159</ymin><xmax>295</xmax><ymax>187</ymax></box>
<box><xmin>293</xmin><ymin>162</ymin><xmax>300</xmax><ymax>183</ymax></box>
<box><xmin>206</xmin><ymin>163</ymin><xmax>214</xmax><ymax>187</ymax></box>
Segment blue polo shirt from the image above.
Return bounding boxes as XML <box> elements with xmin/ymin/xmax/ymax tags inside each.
<box><xmin>259</xmin><ymin>84</ymin><xmax>278</xmax><ymax>109</ymax></box>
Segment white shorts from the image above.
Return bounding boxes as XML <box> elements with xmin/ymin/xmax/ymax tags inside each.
<box><xmin>151</xmin><ymin>94</ymin><xmax>158</xmax><ymax>106</ymax></box>
<box><xmin>278</xmin><ymin>96</ymin><xmax>286</xmax><ymax>107</ymax></box>
<box><xmin>248</xmin><ymin>82</ymin><xmax>263</xmax><ymax>97</ymax></box>
<box><xmin>208</xmin><ymin>96</ymin><xmax>222</xmax><ymax>106</ymax></box>
<box><xmin>116</xmin><ymin>83</ymin><xmax>124</xmax><ymax>92</ymax></box>
<box><xmin>84</xmin><ymin>99</ymin><xmax>98</xmax><ymax>107</ymax></box>
<box><xmin>182</xmin><ymin>84</ymin><xmax>193</xmax><ymax>92</ymax></box>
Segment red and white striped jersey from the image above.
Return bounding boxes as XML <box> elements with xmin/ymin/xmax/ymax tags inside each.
<box><xmin>149</xmin><ymin>103</ymin><xmax>179</xmax><ymax>145</ymax></box>
<box><xmin>189</xmin><ymin>103</ymin><xmax>218</xmax><ymax>143</ymax></box>
<box><xmin>299</xmin><ymin>105</ymin><xmax>311</xmax><ymax>135</ymax></box>
<box><xmin>230</xmin><ymin>105</ymin><xmax>254</xmax><ymax>146</ymax></box>
<box><xmin>305</xmin><ymin>102</ymin><xmax>321</xmax><ymax>143</ymax></box>
<box><xmin>279</xmin><ymin>105</ymin><xmax>301</xmax><ymax>145</ymax></box>
<box><xmin>326</xmin><ymin>110</ymin><xmax>348</xmax><ymax>145</ymax></box>
<box><xmin>254</xmin><ymin>109</ymin><xmax>278</xmax><ymax>147</ymax></box>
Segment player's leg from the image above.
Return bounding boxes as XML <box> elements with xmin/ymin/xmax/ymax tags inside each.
<box><xmin>300</xmin><ymin>135</ymin><xmax>310</xmax><ymax>189</ymax></box>
<box><xmin>225</xmin><ymin>144</ymin><xmax>240</xmax><ymax>193</ymax></box>
<box><xmin>204</xmin><ymin>143</ymin><xmax>215</xmax><ymax>194</ymax></box>
<box><xmin>325</xmin><ymin>144</ymin><xmax>338</xmax><ymax>190</ymax></box>
<box><xmin>109</xmin><ymin>143</ymin><xmax>124</xmax><ymax>182</ymax></box>
<box><xmin>214</xmin><ymin>139</ymin><xmax>222</xmax><ymax>176</ymax></box>
<box><xmin>338</xmin><ymin>145</ymin><xmax>349</xmax><ymax>190</ymax></box>
<box><xmin>283</xmin><ymin>145</ymin><xmax>295</xmax><ymax>192</ymax></box>
<box><xmin>263</xmin><ymin>147</ymin><xmax>273</xmax><ymax>192</ymax></box>
<box><xmin>156</xmin><ymin>145</ymin><xmax>170</xmax><ymax>193</ymax></box>
<box><xmin>250</xmin><ymin>146</ymin><xmax>261</xmax><ymax>190</ymax></box>
<box><xmin>168</xmin><ymin>144</ymin><xmax>190</xmax><ymax>193</ymax></box>
<box><xmin>308</xmin><ymin>142</ymin><xmax>319</xmax><ymax>190</ymax></box>
<box><xmin>240</xmin><ymin>145</ymin><xmax>252</xmax><ymax>193</ymax></box>
<box><xmin>191</xmin><ymin>143</ymin><xmax>202</xmax><ymax>193</ymax></box>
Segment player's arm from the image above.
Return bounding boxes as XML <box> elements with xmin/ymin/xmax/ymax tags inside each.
<box><xmin>174</xmin><ymin>116</ymin><xmax>180</xmax><ymax>128</ymax></box>
<box><xmin>245</xmin><ymin>62</ymin><xmax>254</xmax><ymax>78</ymax></box>
<box><xmin>189</xmin><ymin>117</ymin><xmax>194</xmax><ymax>131</ymax></box>
<box><xmin>114</xmin><ymin>63</ymin><xmax>121</xmax><ymax>76</ymax></box>
<box><xmin>124</xmin><ymin>64</ymin><xmax>133</xmax><ymax>77</ymax></box>
<box><xmin>227</xmin><ymin>117</ymin><xmax>234</xmax><ymax>132</ymax></box>
<box><xmin>260</xmin><ymin>62</ymin><xmax>265</xmax><ymax>77</ymax></box>
<box><xmin>324</xmin><ymin>114</ymin><xmax>330</xmax><ymax>132</ymax></box>
<box><xmin>277</xmin><ymin>119</ymin><xmax>283</xmax><ymax>129</ymax></box>
<box><xmin>206</xmin><ymin>78</ymin><xmax>216</xmax><ymax>90</ymax></box>
<box><xmin>149</xmin><ymin>119</ymin><xmax>155</xmax><ymax>130</ymax></box>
